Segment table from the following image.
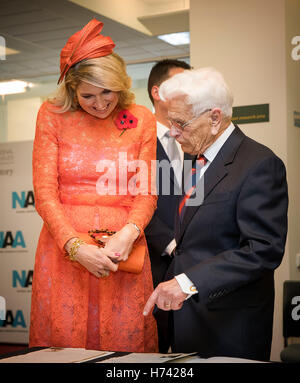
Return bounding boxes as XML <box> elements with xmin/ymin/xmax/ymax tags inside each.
<box><xmin>0</xmin><ymin>347</ymin><xmax>262</xmax><ymax>363</ymax></box>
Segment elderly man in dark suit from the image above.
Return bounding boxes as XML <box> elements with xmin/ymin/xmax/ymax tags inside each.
<box><xmin>143</xmin><ymin>67</ymin><xmax>288</xmax><ymax>361</ymax></box>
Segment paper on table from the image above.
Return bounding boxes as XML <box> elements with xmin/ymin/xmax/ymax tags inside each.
<box><xmin>0</xmin><ymin>349</ymin><xmax>265</xmax><ymax>363</ymax></box>
<box><xmin>96</xmin><ymin>352</ymin><xmax>198</xmax><ymax>363</ymax></box>
<box><xmin>182</xmin><ymin>355</ymin><xmax>266</xmax><ymax>363</ymax></box>
<box><xmin>0</xmin><ymin>347</ymin><xmax>114</xmax><ymax>363</ymax></box>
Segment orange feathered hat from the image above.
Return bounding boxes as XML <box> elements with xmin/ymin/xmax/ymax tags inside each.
<box><xmin>58</xmin><ymin>18</ymin><xmax>115</xmax><ymax>84</ymax></box>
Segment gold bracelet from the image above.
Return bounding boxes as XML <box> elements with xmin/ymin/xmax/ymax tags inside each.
<box><xmin>68</xmin><ymin>238</ymin><xmax>85</xmax><ymax>261</ymax></box>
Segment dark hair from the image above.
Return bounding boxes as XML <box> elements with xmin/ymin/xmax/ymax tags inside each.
<box><xmin>147</xmin><ymin>59</ymin><xmax>191</xmax><ymax>104</ymax></box>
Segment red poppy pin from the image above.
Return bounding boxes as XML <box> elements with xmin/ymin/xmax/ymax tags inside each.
<box><xmin>115</xmin><ymin>110</ymin><xmax>138</xmax><ymax>136</ymax></box>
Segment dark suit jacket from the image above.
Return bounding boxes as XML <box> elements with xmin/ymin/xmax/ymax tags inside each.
<box><xmin>166</xmin><ymin>126</ymin><xmax>288</xmax><ymax>361</ymax></box>
<box><xmin>145</xmin><ymin>138</ymin><xmax>193</xmax><ymax>288</ymax></box>
<box><xmin>145</xmin><ymin>137</ymin><xmax>193</xmax><ymax>353</ymax></box>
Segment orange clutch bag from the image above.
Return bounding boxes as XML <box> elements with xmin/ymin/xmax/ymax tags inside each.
<box><xmin>80</xmin><ymin>230</ymin><xmax>145</xmax><ymax>274</ymax></box>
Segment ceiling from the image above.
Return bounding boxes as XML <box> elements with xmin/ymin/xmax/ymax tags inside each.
<box><xmin>0</xmin><ymin>0</ymin><xmax>190</xmax><ymax>83</ymax></box>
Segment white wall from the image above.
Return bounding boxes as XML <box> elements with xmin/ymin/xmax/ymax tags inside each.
<box><xmin>0</xmin><ymin>82</ymin><xmax>57</xmax><ymax>143</ymax></box>
<box><xmin>0</xmin><ymin>102</ymin><xmax>7</xmax><ymax>142</ymax></box>
<box><xmin>190</xmin><ymin>0</ymin><xmax>287</xmax><ymax>159</ymax></box>
<box><xmin>7</xmin><ymin>98</ymin><xmax>42</xmax><ymax>142</ymax></box>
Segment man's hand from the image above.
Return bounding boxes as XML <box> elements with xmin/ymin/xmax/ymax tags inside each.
<box><xmin>143</xmin><ymin>278</ymin><xmax>187</xmax><ymax>316</ymax></box>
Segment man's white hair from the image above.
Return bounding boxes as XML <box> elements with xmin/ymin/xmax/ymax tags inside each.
<box><xmin>159</xmin><ymin>67</ymin><xmax>234</xmax><ymax>118</ymax></box>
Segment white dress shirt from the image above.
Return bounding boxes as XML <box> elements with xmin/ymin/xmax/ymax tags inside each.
<box><xmin>157</xmin><ymin>121</ymin><xmax>184</xmax><ymax>182</ymax></box>
<box><xmin>175</xmin><ymin>123</ymin><xmax>236</xmax><ymax>298</ymax></box>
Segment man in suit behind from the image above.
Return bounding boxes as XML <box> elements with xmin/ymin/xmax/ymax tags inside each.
<box><xmin>144</xmin><ymin>59</ymin><xmax>191</xmax><ymax>353</ymax></box>
<box><xmin>143</xmin><ymin>67</ymin><xmax>288</xmax><ymax>361</ymax></box>
<box><xmin>145</xmin><ymin>59</ymin><xmax>191</xmax><ymax>288</ymax></box>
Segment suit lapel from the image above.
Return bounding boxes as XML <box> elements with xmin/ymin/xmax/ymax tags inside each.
<box><xmin>157</xmin><ymin>138</ymin><xmax>177</xmax><ymax>187</ymax></box>
<box><xmin>177</xmin><ymin>126</ymin><xmax>245</xmax><ymax>244</ymax></box>
<box><xmin>157</xmin><ymin>138</ymin><xmax>168</xmax><ymax>161</ymax></box>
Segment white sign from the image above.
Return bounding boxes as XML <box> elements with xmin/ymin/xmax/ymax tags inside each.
<box><xmin>0</xmin><ymin>141</ymin><xmax>42</xmax><ymax>343</ymax></box>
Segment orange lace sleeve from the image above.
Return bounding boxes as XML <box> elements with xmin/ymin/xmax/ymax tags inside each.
<box><xmin>127</xmin><ymin>106</ymin><xmax>157</xmax><ymax>235</ymax></box>
<box><xmin>33</xmin><ymin>102</ymin><xmax>78</xmax><ymax>251</ymax></box>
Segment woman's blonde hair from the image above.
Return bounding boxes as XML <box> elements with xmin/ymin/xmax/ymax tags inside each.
<box><xmin>49</xmin><ymin>53</ymin><xmax>135</xmax><ymax>112</ymax></box>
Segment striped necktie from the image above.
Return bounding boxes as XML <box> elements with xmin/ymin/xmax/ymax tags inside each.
<box><xmin>178</xmin><ymin>154</ymin><xmax>208</xmax><ymax>216</ymax></box>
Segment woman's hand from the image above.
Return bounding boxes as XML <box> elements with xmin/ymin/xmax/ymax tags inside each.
<box><xmin>103</xmin><ymin>223</ymin><xmax>140</xmax><ymax>262</ymax></box>
<box><xmin>65</xmin><ymin>239</ymin><xmax>119</xmax><ymax>278</ymax></box>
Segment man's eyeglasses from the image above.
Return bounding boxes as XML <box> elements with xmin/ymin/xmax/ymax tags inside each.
<box><xmin>168</xmin><ymin>109</ymin><xmax>211</xmax><ymax>133</ymax></box>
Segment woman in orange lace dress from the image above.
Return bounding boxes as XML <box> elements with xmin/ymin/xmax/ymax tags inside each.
<box><xmin>29</xmin><ymin>19</ymin><xmax>158</xmax><ymax>352</ymax></box>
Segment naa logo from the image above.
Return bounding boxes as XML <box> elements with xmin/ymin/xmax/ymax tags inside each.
<box><xmin>12</xmin><ymin>190</ymin><xmax>35</xmax><ymax>209</ymax></box>
<box><xmin>12</xmin><ymin>270</ymin><xmax>33</xmax><ymax>288</ymax></box>
<box><xmin>0</xmin><ymin>231</ymin><xmax>26</xmax><ymax>248</ymax></box>
<box><xmin>0</xmin><ymin>309</ymin><xmax>26</xmax><ymax>328</ymax></box>
<box><xmin>12</xmin><ymin>270</ymin><xmax>33</xmax><ymax>287</ymax></box>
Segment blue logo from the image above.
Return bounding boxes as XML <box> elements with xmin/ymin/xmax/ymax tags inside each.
<box><xmin>0</xmin><ymin>309</ymin><xmax>26</xmax><ymax>328</ymax></box>
<box><xmin>12</xmin><ymin>270</ymin><xmax>33</xmax><ymax>288</ymax></box>
<box><xmin>0</xmin><ymin>231</ymin><xmax>26</xmax><ymax>248</ymax></box>
<box><xmin>12</xmin><ymin>191</ymin><xmax>35</xmax><ymax>209</ymax></box>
